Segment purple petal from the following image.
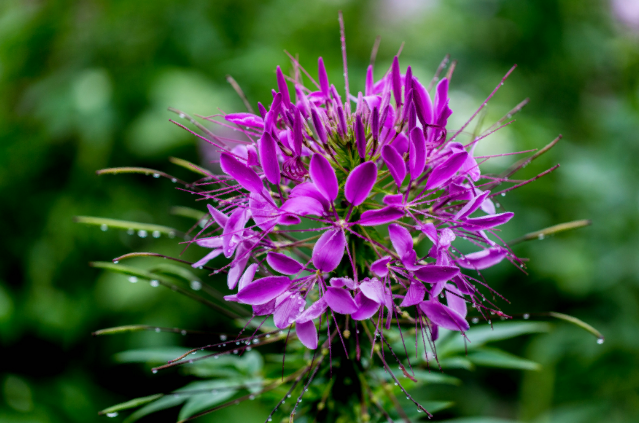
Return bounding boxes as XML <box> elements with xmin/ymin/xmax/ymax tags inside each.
<box><xmin>281</xmin><ymin>196</ymin><xmax>325</xmax><ymax>217</ymax></box>
<box><xmin>359</xmin><ymin>278</ymin><xmax>389</xmax><ymax>306</ymax></box>
<box><xmin>425</xmin><ymin>151</ymin><xmax>469</xmax><ymax>191</ymax></box>
<box><xmin>481</xmin><ymin>197</ymin><xmax>496</xmax><ymax>215</ymax></box>
<box><xmin>371</xmin><ymin>106</ymin><xmax>379</xmax><ymax>140</ymax></box>
<box><xmin>439</xmin><ymin>228</ymin><xmax>455</xmax><ymax>247</ymax></box>
<box><xmin>227</xmin><ymin>248</ymin><xmax>250</xmax><ymax>289</ymax></box>
<box><xmin>253</xmin><ymin>299</ymin><xmax>276</xmax><ymax>316</ymax></box>
<box><xmin>455</xmin><ymin>190</ymin><xmax>491</xmax><ymax>220</ymax></box>
<box><xmin>236</xmin><ymin>276</ymin><xmax>291</xmax><ymax>305</ymax></box>
<box><xmin>330</xmin><ymin>277</ymin><xmax>356</xmax><ymax>289</ymax></box>
<box><xmin>420</xmin><ymin>222</ymin><xmax>438</xmax><ymax>244</ymax></box>
<box><xmin>458</xmin><ymin>247</ymin><xmax>507</xmax><ymax>270</ymax></box>
<box><xmin>391</xmin><ymin>56</ymin><xmax>402</xmax><ymax>107</ymax></box>
<box><xmin>292</xmin><ymin>107</ymin><xmax>303</xmax><ymax>156</ymax></box>
<box><xmin>413</xmin><ymin>265</ymin><xmax>460</xmax><ymax>284</ymax></box>
<box><xmin>403</xmin><ymin>66</ymin><xmax>413</xmax><ymax>107</ymax></box>
<box><xmin>312</xmin><ymin>229</ymin><xmax>346</xmax><ymax>272</ymax></box>
<box><xmin>420</xmin><ymin>300</ymin><xmax>469</xmax><ymax>332</ymax></box>
<box><xmin>351</xmin><ymin>291</ymin><xmax>381</xmax><ymax>321</ymax></box>
<box><xmin>309</xmin><ymin>154</ymin><xmax>338</xmax><ymax>203</ymax></box>
<box><xmin>365</xmin><ymin>65</ymin><xmax>374</xmax><ymax>96</ymax></box>
<box><xmin>371</xmin><ymin>256</ymin><xmax>392</xmax><ymax>277</ymax></box>
<box><xmin>273</xmin><ymin>293</ymin><xmax>305</xmax><ymax>328</ymax></box>
<box><xmin>412</xmin><ymin>77</ymin><xmax>434</xmax><ymax>127</ymax></box>
<box><xmin>461</xmin><ymin>212</ymin><xmax>514</xmax><ymax>230</ymax></box>
<box><xmin>258</xmin><ymin>132</ymin><xmax>280</xmax><ymax>185</ymax></box>
<box><xmin>249</xmin><ymin>193</ymin><xmax>278</xmax><ymax>231</ymax></box>
<box><xmin>225</xmin><ymin>113</ymin><xmax>264</xmax><ymax>129</ymax></box>
<box><xmin>207</xmin><ymin>204</ymin><xmax>229</xmax><ymax>228</ymax></box>
<box><xmin>382</xmin><ymin>145</ymin><xmax>406</xmax><ymax>188</ymax></box>
<box><xmin>276</xmin><ymin>66</ymin><xmax>291</xmax><ymax>106</ymax></box>
<box><xmin>393</xmin><ymin>132</ymin><xmax>409</xmax><ymax>155</ymax></box>
<box><xmin>383</xmin><ymin>194</ymin><xmax>404</xmax><ymax>206</ymax></box>
<box><xmin>222</xmin><ymin>208</ymin><xmax>250</xmax><ymax>258</ymax></box>
<box><xmin>192</xmin><ymin>249</ymin><xmax>223</xmax><ymax>269</ymax></box>
<box><xmin>289</xmin><ymin>182</ymin><xmax>330</xmax><ymax>212</ymax></box>
<box><xmin>355</xmin><ymin>114</ymin><xmax>366</xmax><ymax>159</ymax></box>
<box><xmin>345</xmin><ymin>161</ymin><xmax>378</xmax><ymax>206</ymax></box>
<box><xmin>310</xmin><ymin>106</ymin><xmax>327</xmax><ymax>144</ymax></box>
<box><xmin>257</xmin><ymin>102</ymin><xmax>267</xmax><ymax>118</ymax></box>
<box><xmin>323</xmin><ymin>287</ymin><xmax>358</xmax><ymax>314</ymax></box>
<box><xmin>401</xmin><ymin>249</ymin><xmax>420</xmax><ymax>271</ymax></box>
<box><xmin>430</xmin><ymin>323</ymin><xmax>440</xmax><ymax>341</ymax></box>
<box><xmin>220</xmin><ymin>152</ymin><xmax>264</xmax><ymax>194</ymax></box>
<box><xmin>196</xmin><ymin>236</ymin><xmax>223</xmax><ymax>248</ymax></box>
<box><xmin>445</xmin><ymin>284</ymin><xmax>467</xmax><ymax>318</ymax></box>
<box><xmin>267</xmin><ymin>252</ymin><xmax>304</xmax><ymax>275</ymax></box>
<box><xmin>318</xmin><ymin>57</ymin><xmax>329</xmax><ymax>97</ymax></box>
<box><xmin>296</xmin><ymin>320</ymin><xmax>318</xmax><ymax>349</ymax></box>
<box><xmin>409</xmin><ymin>127</ymin><xmax>426</xmax><ymax>178</ymax></box>
<box><xmin>238</xmin><ymin>263</ymin><xmax>258</xmax><ymax>291</ymax></box>
<box><xmin>388</xmin><ymin>223</ymin><xmax>413</xmax><ymax>258</ymax></box>
<box><xmin>297</xmin><ymin>298</ymin><xmax>328</xmax><ymax>323</ymax></box>
<box><xmin>434</xmin><ymin>78</ymin><xmax>452</xmax><ymax>126</ymax></box>
<box><xmin>401</xmin><ymin>281</ymin><xmax>426</xmax><ymax>307</ymax></box>
<box><xmin>264</xmin><ymin>93</ymin><xmax>282</xmax><ymax>133</ymax></box>
<box><xmin>358</xmin><ymin>206</ymin><xmax>405</xmax><ymax>226</ymax></box>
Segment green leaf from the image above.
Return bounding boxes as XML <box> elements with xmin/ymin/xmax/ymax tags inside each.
<box><xmin>171</xmin><ymin>206</ymin><xmax>207</xmax><ymax>220</ymax></box>
<box><xmin>177</xmin><ymin>390</ymin><xmax>236</xmax><ymax>421</ymax></box>
<box><xmin>123</xmin><ymin>395</ymin><xmax>187</xmax><ymax>423</ymax></box>
<box><xmin>169</xmin><ymin>156</ymin><xmax>212</xmax><ymax>176</ymax></box>
<box><xmin>547</xmin><ymin>312</ymin><xmax>605</xmax><ymax>342</ymax></box>
<box><xmin>437</xmin><ymin>322</ymin><xmax>550</xmax><ymax>356</ymax></box>
<box><xmin>184</xmin><ymin>351</ymin><xmax>264</xmax><ymax>378</ymax></box>
<box><xmin>93</xmin><ymin>325</ymin><xmax>157</xmax><ymax>336</ymax></box>
<box><xmin>74</xmin><ymin>216</ymin><xmax>180</xmax><ymax>237</ymax></box>
<box><xmin>99</xmin><ymin>394</ymin><xmax>164</xmax><ymax>415</ymax></box>
<box><xmin>438</xmin><ymin>418</ymin><xmax>522</xmax><ymax>423</ymax></box>
<box><xmin>439</xmin><ymin>357</ymin><xmax>474</xmax><ymax>370</ymax></box>
<box><xmin>148</xmin><ymin>263</ymin><xmax>201</xmax><ymax>284</ymax></box>
<box><xmin>410</xmin><ymin>369</ymin><xmax>461</xmax><ymax>386</ymax></box>
<box><xmin>114</xmin><ymin>347</ymin><xmax>192</xmax><ymax>364</ymax></box>
<box><xmin>509</xmin><ymin>219</ymin><xmax>591</xmax><ymax>245</ymax></box>
<box><xmin>466</xmin><ymin>348</ymin><xmax>541</xmax><ymax>371</ymax></box>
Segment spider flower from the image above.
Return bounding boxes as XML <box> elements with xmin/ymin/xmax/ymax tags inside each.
<box><xmin>189</xmin><ymin>54</ymin><xmax>522</xmax><ymax>352</ymax></box>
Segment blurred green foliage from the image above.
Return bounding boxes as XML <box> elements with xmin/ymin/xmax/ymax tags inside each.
<box><xmin>1</xmin><ymin>0</ymin><xmax>639</xmax><ymax>422</ymax></box>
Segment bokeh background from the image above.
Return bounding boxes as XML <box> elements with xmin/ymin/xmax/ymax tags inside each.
<box><xmin>1</xmin><ymin>0</ymin><xmax>639</xmax><ymax>422</ymax></box>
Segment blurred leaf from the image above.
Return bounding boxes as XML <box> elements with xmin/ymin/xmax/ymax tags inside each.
<box><xmin>113</xmin><ymin>347</ymin><xmax>192</xmax><ymax>364</ymax></box>
<box><xmin>546</xmin><ymin>312</ymin><xmax>605</xmax><ymax>342</ymax></box>
<box><xmin>439</xmin><ymin>357</ymin><xmax>474</xmax><ymax>370</ymax></box>
<box><xmin>169</xmin><ymin>157</ymin><xmax>212</xmax><ymax>176</ymax></box>
<box><xmin>177</xmin><ymin>390</ymin><xmax>236</xmax><ymax>421</ymax></box>
<box><xmin>184</xmin><ymin>351</ymin><xmax>264</xmax><ymax>378</ymax></box>
<box><xmin>99</xmin><ymin>394</ymin><xmax>163</xmax><ymax>415</ymax></box>
<box><xmin>467</xmin><ymin>348</ymin><xmax>541</xmax><ymax>371</ymax></box>
<box><xmin>93</xmin><ymin>325</ymin><xmax>158</xmax><ymax>336</ymax></box>
<box><xmin>438</xmin><ymin>418</ymin><xmax>521</xmax><ymax>423</ymax></box>
<box><xmin>75</xmin><ymin>216</ymin><xmax>180</xmax><ymax>237</ymax></box>
<box><xmin>171</xmin><ymin>206</ymin><xmax>207</xmax><ymax>220</ymax></box>
<box><xmin>437</xmin><ymin>322</ymin><xmax>551</xmax><ymax>355</ymax></box>
<box><xmin>123</xmin><ymin>394</ymin><xmax>187</xmax><ymax>423</ymax></box>
<box><xmin>509</xmin><ymin>220</ymin><xmax>591</xmax><ymax>245</ymax></box>
<box><xmin>148</xmin><ymin>263</ymin><xmax>201</xmax><ymax>284</ymax></box>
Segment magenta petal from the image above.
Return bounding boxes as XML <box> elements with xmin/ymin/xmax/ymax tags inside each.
<box><xmin>311</xmin><ymin>106</ymin><xmax>327</xmax><ymax>144</ymax></box>
<box><xmin>419</xmin><ymin>300</ymin><xmax>469</xmax><ymax>332</ymax></box>
<box><xmin>292</xmin><ymin>107</ymin><xmax>303</xmax><ymax>155</ymax></box>
<box><xmin>401</xmin><ymin>281</ymin><xmax>426</xmax><ymax>307</ymax></box>
<box><xmin>382</xmin><ymin>145</ymin><xmax>406</xmax><ymax>188</ymax></box>
<box><xmin>371</xmin><ymin>256</ymin><xmax>392</xmax><ymax>277</ymax></box>
<box><xmin>455</xmin><ymin>190</ymin><xmax>491</xmax><ymax>220</ymax></box>
<box><xmin>236</xmin><ymin>276</ymin><xmax>291</xmax><ymax>305</ymax></box>
<box><xmin>312</xmin><ymin>229</ymin><xmax>346</xmax><ymax>272</ymax></box>
<box><xmin>420</xmin><ymin>222</ymin><xmax>438</xmax><ymax>244</ymax></box>
<box><xmin>264</xmin><ymin>93</ymin><xmax>282</xmax><ymax>133</ymax></box>
<box><xmin>330</xmin><ymin>277</ymin><xmax>356</xmax><ymax>289</ymax></box>
<box><xmin>309</xmin><ymin>154</ymin><xmax>338</xmax><ymax>202</ymax></box>
<box><xmin>351</xmin><ymin>291</ymin><xmax>381</xmax><ymax>321</ymax></box>
<box><xmin>249</xmin><ymin>193</ymin><xmax>278</xmax><ymax>231</ymax></box>
<box><xmin>383</xmin><ymin>193</ymin><xmax>404</xmax><ymax>206</ymax></box>
<box><xmin>462</xmin><ymin>212</ymin><xmax>514</xmax><ymax>230</ymax></box>
<box><xmin>445</xmin><ymin>284</ymin><xmax>467</xmax><ymax>318</ymax></box>
<box><xmin>253</xmin><ymin>299</ymin><xmax>276</xmax><ymax>316</ymax></box>
<box><xmin>323</xmin><ymin>287</ymin><xmax>358</xmax><ymax>314</ymax></box>
<box><xmin>413</xmin><ymin>265</ymin><xmax>460</xmax><ymax>284</ymax></box>
<box><xmin>281</xmin><ymin>196</ymin><xmax>325</xmax><ymax>217</ymax></box>
<box><xmin>276</xmin><ymin>66</ymin><xmax>291</xmax><ymax>106</ymax></box>
<box><xmin>409</xmin><ymin>127</ymin><xmax>427</xmax><ymax>178</ymax></box>
<box><xmin>355</xmin><ymin>114</ymin><xmax>366</xmax><ymax>159</ymax></box>
<box><xmin>345</xmin><ymin>161</ymin><xmax>378</xmax><ymax>206</ymax></box>
<box><xmin>318</xmin><ymin>57</ymin><xmax>329</xmax><ymax>97</ymax></box>
<box><xmin>297</xmin><ymin>298</ymin><xmax>327</xmax><ymax>323</ymax></box>
<box><xmin>225</xmin><ymin>113</ymin><xmax>264</xmax><ymax>129</ymax></box>
<box><xmin>220</xmin><ymin>152</ymin><xmax>264</xmax><ymax>194</ymax></box>
<box><xmin>273</xmin><ymin>293</ymin><xmax>305</xmax><ymax>328</ymax></box>
<box><xmin>358</xmin><ymin>206</ymin><xmax>405</xmax><ymax>226</ymax></box>
<box><xmin>412</xmin><ymin>77</ymin><xmax>434</xmax><ymax>126</ymax></box>
<box><xmin>267</xmin><ymin>252</ymin><xmax>304</xmax><ymax>275</ymax></box>
<box><xmin>388</xmin><ymin>223</ymin><xmax>413</xmax><ymax>258</ymax></box>
<box><xmin>391</xmin><ymin>56</ymin><xmax>402</xmax><ymax>107</ymax></box>
<box><xmin>425</xmin><ymin>150</ymin><xmax>468</xmax><ymax>191</ymax></box>
<box><xmin>434</xmin><ymin>78</ymin><xmax>451</xmax><ymax>122</ymax></box>
<box><xmin>222</xmin><ymin>208</ymin><xmax>250</xmax><ymax>258</ymax></box>
<box><xmin>296</xmin><ymin>320</ymin><xmax>318</xmax><ymax>349</ymax></box>
<box><xmin>227</xmin><ymin>250</ymin><xmax>249</xmax><ymax>290</ymax></box>
<box><xmin>207</xmin><ymin>204</ymin><xmax>228</xmax><ymax>227</ymax></box>
<box><xmin>458</xmin><ymin>247</ymin><xmax>507</xmax><ymax>270</ymax></box>
<box><xmin>192</xmin><ymin>249</ymin><xmax>223</xmax><ymax>269</ymax></box>
<box><xmin>289</xmin><ymin>182</ymin><xmax>330</xmax><ymax>212</ymax></box>
<box><xmin>393</xmin><ymin>132</ymin><xmax>409</xmax><ymax>155</ymax></box>
<box><xmin>238</xmin><ymin>263</ymin><xmax>258</xmax><ymax>291</ymax></box>
<box><xmin>258</xmin><ymin>132</ymin><xmax>281</xmax><ymax>185</ymax></box>
<box><xmin>359</xmin><ymin>278</ymin><xmax>390</xmax><ymax>307</ymax></box>
<box><xmin>196</xmin><ymin>236</ymin><xmax>223</xmax><ymax>248</ymax></box>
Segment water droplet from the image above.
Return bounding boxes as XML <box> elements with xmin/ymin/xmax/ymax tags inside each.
<box><xmin>113</xmin><ymin>260</ymin><xmax>119</xmax><ymax>264</ymax></box>
<box><xmin>100</xmin><ymin>224</ymin><xmax>108</xmax><ymax>231</ymax></box>
<box><xmin>246</xmin><ymin>346</ymin><xmax>251</xmax><ymax>351</ymax></box>
<box><xmin>190</xmin><ymin>281</ymin><xmax>202</xmax><ymax>290</ymax></box>
<box><xmin>537</xmin><ymin>234</ymin><xmax>545</xmax><ymax>240</ymax></box>
<box><xmin>179</xmin><ymin>113</ymin><xmax>186</xmax><ymax>119</ymax></box>
<box><xmin>249</xmin><ymin>395</ymin><xmax>255</xmax><ymax>400</ymax></box>
<box><xmin>501</xmin><ymin>193</ymin><xmax>506</xmax><ymax>197</ymax></box>
<box><xmin>471</xmin><ymin>317</ymin><xmax>479</xmax><ymax>324</ymax></box>
<box><xmin>488</xmin><ymin>320</ymin><xmax>492</xmax><ymax>324</ymax></box>
<box><xmin>214</xmin><ymin>355</ymin><xmax>219</xmax><ymax>359</ymax></box>
<box><xmin>127</xmin><ymin>228</ymin><xmax>134</xmax><ymax>235</ymax></box>
<box><xmin>128</xmin><ymin>276</ymin><xmax>138</xmax><ymax>283</ymax></box>
<box><xmin>153</xmin><ymin>173</ymin><xmax>160</xmax><ymax>178</ymax></box>
<box><xmin>268</xmin><ymin>418</ymin><xmax>272</xmax><ymax>422</ymax></box>
<box><xmin>188</xmin><ymin>360</ymin><xmax>193</xmax><ymax>364</ymax></box>
<box><xmin>265</xmin><ymin>334</ymin><xmax>271</xmax><ymax>338</ymax></box>
<box><xmin>150</xmin><ymin>280</ymin><xmax>160</xmax><ymax>287</ymax></box>
<box><xmin>152</xmin><ymin>369</ymin><xmax>158</xmax><ymax>374</ymax></box>
<box><xmin>523</xmin><ymin>313</ymin><xmax>530</xmax><ymax>320</ymax></box>
<box><xmin>417</xmin><ymin>408</ymin><xmax>422</xmax><ymax>413</ymax></box>
<box><xmin>181</xmin><ymin>330</ymin><xmax>187</xmax><ymax>335</ymax></box>
<box><xmin>138</xmin><ymin>230</ymin><xmax>148</xmax><ymax>238</ymax></box>
<box><xmin>106</xmin><ymin>412</ymin><xmax>118</xmax><ymax>418</ymax></box>
<box><xmin>253</xmin><ymin>339</ymin><xmax>259</xmax><ymax>344</ymax></box>
<box><xmin>171</xmin><ymin>178</ymin><xmax>177</xmax><ymax>183</ymax></box>
<box><xmin>220</xmin><ymin>334</ymin><xmax>227</xmax><ymax>341</ymax></box>
<box><xmin>597</xmin><ymin>338</ymin><xmax>604</xmax><ymax>344</ymax></box>
<box><xmin>168</xmin><ymin>231</ymin><xmax>176</xmax><ymax>239</ymax></box>
<box><xmin>152</xmin><ymin>230</ymin><xmax>161</xmax><ymax>238</ymax></box>
<box><xmin>233</xmin><ymin>350</ymin><xmax>238</xmax><ymax>354</ymax></box>
<box><xmin>236</xmin><ymin>341</ymin><xmax>240</xmax><ymax>345</ymax></box>
<box><xmin>155</xmin><ymin>327</ymin><xmax>161</xmax><ymax>333</ymax></box>
<box><xmin>394</xmin><ymin>383</ymin><xmax>398</xmax><ymax>386</ymax></box>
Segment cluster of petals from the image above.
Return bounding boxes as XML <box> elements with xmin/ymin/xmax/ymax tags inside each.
<box><xmin>190</xmin><ymin>55</ymin><xmax>517</xmax><ymax>350</ymax></box>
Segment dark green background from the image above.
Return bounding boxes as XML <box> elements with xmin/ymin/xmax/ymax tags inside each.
<box><xmin>1</xmin><ymin>0</ymin><xmax>638</xmax><ymax>422</ymax></box>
